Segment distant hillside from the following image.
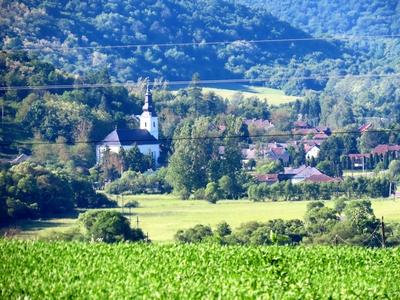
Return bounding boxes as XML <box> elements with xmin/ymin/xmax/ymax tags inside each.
<box><xmin>240</xmin><ymin>0</ymin><xmax>400</xmax><ymax>36</ymax></box>
<box><xmin>0</xmin><ymin>0</ymin><xmax>343</xmax><ymax>92</ymax></box>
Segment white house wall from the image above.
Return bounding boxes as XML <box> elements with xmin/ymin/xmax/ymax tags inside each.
<box><xmin>96</xmin><ymin>144</ymin><xmax>160</xmax><ymax>165</ymax></box>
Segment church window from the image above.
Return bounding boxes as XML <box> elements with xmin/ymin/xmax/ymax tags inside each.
<box><xmin>153</xmin><ymin>122</ymin><xmax>155</xmax><ymax>127</ymax></box>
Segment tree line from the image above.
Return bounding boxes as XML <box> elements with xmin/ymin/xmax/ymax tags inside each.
<box><xmin>175</xmin><ymin>200</ymin><xmax>400</xmax><ymax>247</ymax></box>
<box><xmin>0</xmin><ymin>162</ymin><xmax>116</xmax><ymax>226</ymax></box>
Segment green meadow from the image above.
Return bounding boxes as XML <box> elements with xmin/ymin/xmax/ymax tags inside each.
<box><xmin>9</xmin><ymin>195</ymin><xmax>400</xmax><ymax>243</ymax></box>
<box><xmin>172</xmin><ymin>83</ymin><xmax>299</xmax><ymax>105</ymax></box>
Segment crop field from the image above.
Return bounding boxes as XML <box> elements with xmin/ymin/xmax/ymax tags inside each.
<box><xmin>9</xmin><ymin>195</ymin><xmax>400</xmax><ymax>242</ymax></box>
<box><xmin>1</xmin><ymin>240</ymin><xmax>399</xmax><ymax>299</ymax></box>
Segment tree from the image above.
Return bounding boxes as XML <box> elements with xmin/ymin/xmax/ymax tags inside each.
<box><xmin>79</xmin><ymin>210</ymin><xmax>144</xmax><ymax>243</ymax></box>
<box><xmin>215</xmin><ymin>221</ymin><xmax>232</xmax><ymax>237</ymax></box>
<box><xmin>304</xmin><ymin>202</ymin><xmax>339</xmax><ymax>235</ymax></box>
<box><xmin>316</xmin><ymin>160</ymin><xmax>335</xmax><ymax>177</ymax></box>
<box><xmin>166</xmin><ymin>118</ymin><xmax>215</xmax><ymax>196</ymax></box>
<box><xmin>333</xmin><ymin>198</ymin><xmax>347</xmax><ymax>215</ymax></box>
<box><xmin>205</xmin><ymin>182</ymin><xmax>220</xmax><ymax>203</ymax></box>
<box><xmin>218</xmin><ymin>175</ymin><xmax>236</xmax><ymax>199</ymax></box>
<box><xmin>255</xmin><ymin>159</ymin><xmax>283</xmax><ymax>174</ymax></box>
<box><xmin>174</xmin><ymin>224</ymin><xmax>213</xmax><ymax>243</ymax></box>
<box><xmin>343</xmin><ymin>200</ymin><xmax>378</xmax><ymax>234</ymax></box>
<box><xmin>389</xmin><ymin>160</ymin><xmax>400</xmax><ymax>182</ymax></box>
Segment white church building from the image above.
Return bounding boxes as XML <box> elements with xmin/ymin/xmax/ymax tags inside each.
<box><xmin>96</xmin><ymin>86</ymin><xmax>160</xmax><ymax>165</ymax></box>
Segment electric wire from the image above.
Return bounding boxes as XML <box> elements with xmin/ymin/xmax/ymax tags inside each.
<box><xmin>1</xmin><ymin>128</ymin><xmax>400</xmax><ymax>146</ymax></box>
<box><xmin>1</xmin><ymin>73</ymin><xmax>400</xmax><ymax>91</ymax></box>
<box><xmin>2</xmin><ymin>34</ymin><xmax>400</xmax><ymax>52</ymax></box>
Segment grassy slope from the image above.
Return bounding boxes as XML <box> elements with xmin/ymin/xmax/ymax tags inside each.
<box><xmin>172</xmin><ymin>83</ymin><xmax>299</xmax><ymax>105</ymax></box>
<box><xmin>1</xmin><ymin>241</ymin><xmax>400</xmax><ymax>299</ymax></box>
<box><xmin>9</xmin><ymin>195</ymin><xmax>400</xmax><ymax>242</ymax></box>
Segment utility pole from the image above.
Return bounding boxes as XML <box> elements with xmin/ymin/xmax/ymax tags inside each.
<box><xmin>136</xmin><ymin>216</ymin><xmax>140</xmax><ymax>229</ymax></box>
<box><xmin>380</xmin><ymin>216</ymin><xmax>386</xmax><ymax>248</ymax></box>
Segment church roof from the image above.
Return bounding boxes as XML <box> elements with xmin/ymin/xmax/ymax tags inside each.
<box><xmin>100</xmin><ymin>129</ymin><xmax>159</xmax><ymax>146</ymax></box>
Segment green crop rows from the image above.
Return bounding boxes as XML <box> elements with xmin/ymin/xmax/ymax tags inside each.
<box><xmin>1</xmin><ymin>240</ymin><xmax>399</xmax><ymax>299</ymax></box>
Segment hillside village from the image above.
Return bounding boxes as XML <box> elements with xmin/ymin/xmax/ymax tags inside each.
<box><xmin>2</xmin><ymin>1</ymin><xmax>400</xmax><ymax>297</ymax></box>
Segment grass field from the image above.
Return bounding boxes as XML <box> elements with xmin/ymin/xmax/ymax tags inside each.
<box><xmin>172</xmin><ymin>83</ymin><xmax>299</xmax><ymax>105</ymax></box>
<box><xmin>1</xmin><ymin>241</ymin><xmax>400</xmax><ymax>298</ymax></box>
<box><xmin>9</xmin><ymin>195</ymin><xmax>400</xmax><ymax>242</ymax></box>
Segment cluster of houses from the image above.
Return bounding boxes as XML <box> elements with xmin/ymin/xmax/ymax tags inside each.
<box><xmin>4</xmin><ymin>88</ymin><xmax>400</xmax><ymax>189</ymax></box>
<box><xmin>241</xmin><ymin>120</ymin><xmax>331</xmax><ymax>164</ymax></box>
<box><xmin>348</xmin><ymin>144</ymin><xmax>400</xmax><ymax>169</ymax></box>
<box><xmin>254</xmin><ymin>165</ymin><xmax>339</xmax><ymax>185</ymax></box>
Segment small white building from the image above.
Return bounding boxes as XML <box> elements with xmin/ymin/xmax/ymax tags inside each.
<box><xmin>305</xmin><ymin>145</ymin><xmax>320</xmax><ymax>160</ymax></box>
<box><xmin>96</xmin><ymin>86</ymin><xmax>160</xmax><ymax>165</ymax></box>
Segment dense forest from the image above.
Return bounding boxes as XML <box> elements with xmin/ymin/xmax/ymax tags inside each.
<box><xmin>238</xmin><ymin>0</ymin><xmax>400</xmax><ymax>124</ymax></box>
<box><xmin>0</xmin><ymin>0</ymin><xmax>341</xmax><ymax>87</ymax></box>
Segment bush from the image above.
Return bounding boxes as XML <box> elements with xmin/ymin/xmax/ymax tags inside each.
<box><xmin>191</xmin><ymin>188</ymin><xmax>205</xmax><ymax>200</ymax></box>
<box><xmin>124</xmin><ymin>200</ymin><xmax>139</xmax><ymax>208</ymax></box>
<box><xmin>174</xmin><ymin>225</ymin><xmax>213</xmax><ymax>243</ymax></box>
<box><xmin>79</xmin><ymin>210</ymin><xmax>145</xmax><ymax>243</ymax></box>
<box><xmin>205</xmin><ymin>182</ymin><xmax>220</xmax><ymax>203</ymax></box>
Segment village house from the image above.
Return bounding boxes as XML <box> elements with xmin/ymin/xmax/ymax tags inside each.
<box><xmin>305</xmin><ymin>144</ymin><xmax>320</xmax><ymax>160</ymax></box>
<box><xmin>254</xmin><ymin>165</ymin><xmax>337</xmax><ymax>185</ymax></box>
<box><xmin>241</xmin><ymin>143</ymin><xmax>290</xmax><ymax>165</ymax></box>
<box><xmin>96</xmin><ymin>86</ymin><xmax>160</xmax><ymax>165</ymax></box>
<box><xmin>346</xmin><ymin>144</ymin><xmax>400</xmax><ymax>170</ymax></box>
<box><xmin>244</xmin><ymin>119</ymin><xmax>274</xmax><ymax>130</ymax></box>
<box><xmin>371</xmin><ymin>144</ymin><xmax>400</xmax><ymax>157</ymax></box>
<box><xmin>285</xmin><ymin>165</ymin><xmax>336</xmax><ymax>184</ymax></box>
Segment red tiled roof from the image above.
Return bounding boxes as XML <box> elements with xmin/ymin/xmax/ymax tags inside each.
<box><xmin>284</xmin><ymin>165</ymin><xmax>308</xmax><ymax>175</ymax></box>
<box><xmin>293</xmin><ymin>121</ymin><xmax>310</xmax><ymax>128</ymax></box>
<box><xmin>255</xmin><ymin>173</ymin><xmax>279</xmax><ymax>183</ymax></box>
<box><xmin>371</xmin><ymin>144</ymin><xmax>400</xmax><ymax>155</ymax></box>
<box><xmin>271</xmin><ymin>147</ymin><xmax>285</xmax><ymax>155</ymax></box>
<box><xmin>358</xmin><ymin>123</ymin><xmax>373</xmax><ymax>133</ymax></box>
<box><xmin>301</xmin><ymin>139</ymin><xmax>323</xmax><ymax>146</ymax></box>
<box><xmin>304</xmin><ymin>144</ymin><xmax>319</xmax><ymax>153</ymax></box>
<box><xmin>348</xmin><ymin>153</ymin><xmax>369</xmax><ymax>159</ymax></box>
<box><xmin>313</xmin><ymin>133</ymin><xmax>329</xmax><ymax>140</ymax></box>
<box><xmin>304</xmin><ymin>174</ymin><xmax>338</xmax><ymax>183</ymax></box>
<box><xmin>292</xmin><ymin>128</ymin><xmax>319</xmax><ymax>136</ymax></box>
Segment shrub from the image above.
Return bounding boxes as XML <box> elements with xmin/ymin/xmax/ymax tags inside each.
<box><xmin>124</xmin><ymin>200</ymin><xmax>139</xmax><ymax>208</ymax></box>
<box><xmin>175</xmin><ymin>224</ymin><xmax>213</xmax><ymax>243</ymax></box>
<box><xmin>79</xmin><ymin>210</ymin><xmax>145</xmax><ymax>243</ymax></box>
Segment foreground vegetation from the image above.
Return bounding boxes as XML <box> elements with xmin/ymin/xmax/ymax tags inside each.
<box><xmin>1</xmin><ymin>240</ymin><xmax>400</xmax><ymax>299</ymax></box>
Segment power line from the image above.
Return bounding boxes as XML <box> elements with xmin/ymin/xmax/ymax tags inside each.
<box><xmin>1</xmin><ymin>73</ymin><xmax>400</xmax><ymax>91</ymax></box>
<box><xmin>2</xmin><ymin>34</ymin><xmax>400</xmax><ymax>52</ymax></box>
<box><xmin>1</xmin><ymin>128</ymin><xmax>400</xmax><ymax>146</ymax></box>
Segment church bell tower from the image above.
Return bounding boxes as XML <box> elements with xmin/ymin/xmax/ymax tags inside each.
<box><xmin>140</xmin><ymin>84</ymin><xmax>158</xmax><ymax>139</ymax></box>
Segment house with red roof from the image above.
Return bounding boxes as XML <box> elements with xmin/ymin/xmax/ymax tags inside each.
<box><xmin>371</xmin><ymin>144</ymin><xmax>400</xmax><ymax>156</ymax></box>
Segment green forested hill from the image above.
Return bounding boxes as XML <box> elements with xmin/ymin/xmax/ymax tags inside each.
<box><xmin>1</xmin><ymin>0</ymin><xmax>400</xmax><ymax>155</ymax></box>
<box><xmin>237</xmin><ymin>0</ymin><xmax>400</xmax><ymax>125</ymax></box>
<box><xmin>242</xmin><ymin>0</ymin><xmax>400</xmax><ymax>36</ymax></box>
<box><xmin>0</xmin><ymin>0</ymin><xmax>341</xmax><ymax>85</ymax></box>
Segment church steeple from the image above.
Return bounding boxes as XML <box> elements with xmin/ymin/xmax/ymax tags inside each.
<box><xmin>139</xmin><ymin>82</ymin><xmax>158</xmax><ymax>139</ymax></box>
<box><xmin>142</xmin><ymin>83</ymin><xmax>157</xmax><ymax>116</ymax></box>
